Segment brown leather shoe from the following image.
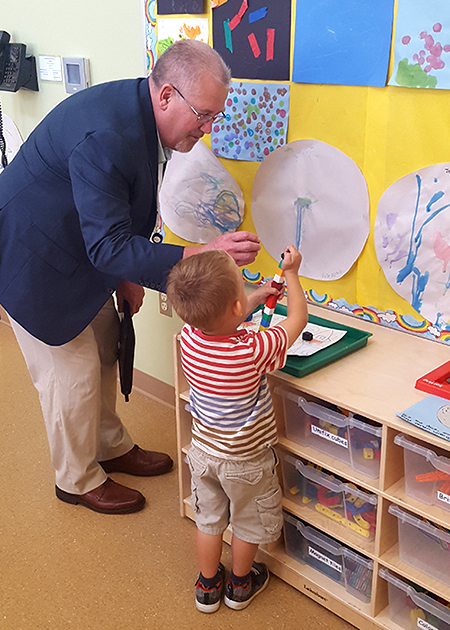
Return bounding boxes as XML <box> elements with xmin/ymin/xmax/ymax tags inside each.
<box><xmin>99</xmin><ymin>444</ymin><xmax>174</xmax><ymax>477</ymax></box>
<box><xmin>55</xmin><ymin>478</ymin><xmax>145</xmax><ymax>514</ymax></box>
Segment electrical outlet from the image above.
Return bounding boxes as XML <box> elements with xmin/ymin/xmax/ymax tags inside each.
<box><xmin>159</xmin><ymin>292</ymin><xmax>172</xmax><ymax>317</ymax></box>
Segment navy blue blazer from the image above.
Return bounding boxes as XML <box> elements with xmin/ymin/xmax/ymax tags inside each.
<box><xmin>0</xmin><ymin>78</ymin><xmax>183</xmax><ymax>345</ymax></box>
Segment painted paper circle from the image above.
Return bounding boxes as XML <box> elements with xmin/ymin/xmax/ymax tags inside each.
<box><xmin>159</xmin><ymin>139</ymin><xmax>244</xmax><ymax>243</ymax></box>
<box><xmin>375</xmin><ymin>163</ymin><xmax>450</xmax><ymax>326</ymax></box>
<box><xmin>251</xmin><ymin>139</ymin><xmax>369</xmax><ymax>280</ymax></box>
<box><xmin>0</xmin><ymin>114</ymin><xmax>23</xmax><ymax>175</ymax></box>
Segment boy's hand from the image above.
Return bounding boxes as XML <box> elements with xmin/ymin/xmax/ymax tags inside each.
<box><xmin>253</xmin><ymin>281</ymin><xmax>284</xmax><ymax>304</ymax></box>
<box><xmin>281</xmin><ymin>245</ymin><xmax>302</xmax><ymax>275</ymax></box>
<box><xmin>245</xmin><ymin>281</ymin><xmax>284</xmax><ymax>318</ymax></box>
<box><xmin>275</xmin><ymin>245</ymin><xmax>308</xmax><ymax>346</ymax></box>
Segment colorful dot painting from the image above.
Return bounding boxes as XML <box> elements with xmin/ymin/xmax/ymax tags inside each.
<box><xmin>389</xmin><ymin>1</ymin><xmax>450</xmax><ymax>90</ymax></box>
<box><xmin>211</xmin><ymin>81</ymin><xmax>290</xmax><ymax>162</ymax></box>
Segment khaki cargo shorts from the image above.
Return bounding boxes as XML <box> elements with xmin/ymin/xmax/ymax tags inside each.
<box><xmin>186</xmin><ymin>443</ymin><xmax>283</xmax><ymax>545</ymax></box>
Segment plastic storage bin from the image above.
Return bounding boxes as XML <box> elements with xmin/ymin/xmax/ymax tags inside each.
<box><xmin>283</xmin><ymin>512</ymin><xmax>373</xmax><ymax>602</ymax></box>
<box><xmin>394</xmin><ymin>433</ymin><xmax>450</xmax><ymax>512</ymax></box>
<box><xmin>275</xmin><ymin>387</ymin><xmax>382</xmax><ymax>478</ymax></box>
<box><xmin>280</xmin><ymin>453</ymin><xmax>377</xmax><ymax>540</ymax></box>
<box><xmin>348</xmin><ymin>414</ymin><xmax>382</xmax><ymax>478</ymax></box>
<box><xmin>388</xmin><ymin>503</ymin><xmax>450</xmax><ymax>587</ymax></box>
<box><xmin>379</xmin><ymin>567</ymin><xmax>450</xmax><ymax>630</ymax></box>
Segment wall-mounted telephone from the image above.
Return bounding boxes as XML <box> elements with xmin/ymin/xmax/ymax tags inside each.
<box><xmin>0</xmin><ymin>31</ymin><xmax>38</xmax><ymax>92</ymax></box>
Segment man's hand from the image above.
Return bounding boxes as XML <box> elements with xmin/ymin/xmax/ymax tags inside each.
<box><xmin>183</xmin><ymin>231</ymin><xmax>261</xmax><ymax>267</ymax></box>
<box><xmin>116</xmin><ymin>281</ymin><xmax>145</xmax><ymax>316</ymax></box>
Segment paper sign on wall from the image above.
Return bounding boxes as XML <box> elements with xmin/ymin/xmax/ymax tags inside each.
<box><xmin>251</xmin><ymin>139</ymin><xmax>370</xmax><ymax>281</ymax></box>
<box><xmin>389</xmin><ymin>0</ymin><xmax>450</xmax><ymax>89</ymax></box>
<box><xmin>292</xmin><ymin>0</ymin><xmax>395</xmax><ymax>87</ymax></box>
<box><xmin>212</xmin><ymin>0</ymin><xmax>291</xmax><ymax>81</ymax></box>
<box><xmin>157</xmin><ymin>18</ymin><xmax>209</xmax><ymax>55</ymax></box>
<box><xmin>157</xmin><ymin>0</ymin><xmax>204</xmax><ymax>14</ymax></box>
<box><xmin>159</xmin><ymin>139</ymin><xmax>244</xmax><ymax>243</ymax></box>
<box><xmin>211</xmin><ymin>81</ymin><xmax>289</xmax><ymax>162</ymax></box>
<box><xmin>375</xmin><ymin>163</ymin><xmax>450</xmax><ymax>327</ymax></box>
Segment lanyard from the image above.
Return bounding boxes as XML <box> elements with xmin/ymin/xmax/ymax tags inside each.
<box><xmin>151</xmin><ymin>160</ymin><xmax>167</xmax><ymax>244</ymax></box>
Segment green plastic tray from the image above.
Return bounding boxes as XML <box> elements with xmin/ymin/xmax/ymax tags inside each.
<box><xmin>273</xmin><ymin>304</ymin><xmax>372</xmax><ymax>378</ymax></box>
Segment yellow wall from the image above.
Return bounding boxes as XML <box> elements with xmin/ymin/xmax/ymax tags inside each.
<box><xmin>3</xmin><ymin>1</ymin><xmax>450</xmax><ymax>388</ymax></box>
<box><xmin>166</xmin><ymin>5</ymin><xmax>450</xmax><ymax>329</ymax></box>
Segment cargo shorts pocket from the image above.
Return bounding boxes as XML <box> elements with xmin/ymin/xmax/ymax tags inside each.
<box><xmin>255</xmin><ymin>486</ymin><xmax>283</xmax><ymax>535</ymax></box>
<box><xmin>224</xmin><ymin>468</ymin><xmax>264</xmax><ymax>485</ymax></box>
<box><xmin>185</xmin><ymin>450</ymin><xmax>207</xmax><ymax>514</ymax></box>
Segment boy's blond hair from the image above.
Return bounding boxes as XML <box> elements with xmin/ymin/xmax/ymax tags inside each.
<box><xmin>166</xmin><ymin>250</ymin><xmax>241</xmax><ymax>331</ymax></box>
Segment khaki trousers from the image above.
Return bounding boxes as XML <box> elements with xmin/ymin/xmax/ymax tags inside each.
<box><xmin>9</xmin><ymin>298</ymin><xmax>134</xmax><ymax>494</ymax></box>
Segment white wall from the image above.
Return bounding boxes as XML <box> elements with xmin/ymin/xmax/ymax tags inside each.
<box><xmin>2</xmin><ymin>0</ymin><xmax>183</xmax><ymax>387</ymax></box>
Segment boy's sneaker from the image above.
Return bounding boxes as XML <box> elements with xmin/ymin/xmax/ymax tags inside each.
<box><xmin>195</xmin><ymin>563</ymin><xmax>226</xmax><ymax>613</ymax></box>
<box><xmin>224</xmin><ymin>562</ymin><xmax>270</xmax><ymax>611</ymax></box>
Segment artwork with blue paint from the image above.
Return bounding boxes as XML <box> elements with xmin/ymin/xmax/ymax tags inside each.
<box><xmin>211</xmin><ymin>81</ymin><xmax>290</xmax><ymax>162</ymax></box>
<box><xmin>293</xmin><ymin>0</ymin><xmax>395</xmax><ymax>87</ymax></box>
<box><xmin>294</xmin><ymin>197</ymin><xmax>316</xmax><ymax>251</ymax></box>
<box><xmin>389</xmin><ymin>0</ymin><xmax>450</xmax><ymax>89</ymax></box>
<box><xmin>159</xmin><ymin>139</ymin><xmax>244</xmax><ymax>243</ymax></box>
<box><xmin>375</xmin><ymin>163</ymin><xmax>450</xmax><ymax>328</ymax></box>
<box><xmin>251</xmin><ymin>139</ymin><xmax>369</xmax><ymax>280</ymax></box>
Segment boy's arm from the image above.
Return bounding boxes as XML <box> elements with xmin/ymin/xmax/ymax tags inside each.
<box><xmin>276</xmin><ymin>246</ymin><xmax>308</xmax><ymax>347</ymax></box>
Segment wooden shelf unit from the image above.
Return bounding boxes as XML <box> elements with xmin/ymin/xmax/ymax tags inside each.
<box><xmin>174</xmin><ymin>304</ymin><xmax>450</xmax><ymax>628</ymax></box>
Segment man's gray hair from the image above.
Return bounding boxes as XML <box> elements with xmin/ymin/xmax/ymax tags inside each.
<box><xmin>150</xmin><ymin>39</ymin><xmax>231</xmax><ymax>94</ymax></box>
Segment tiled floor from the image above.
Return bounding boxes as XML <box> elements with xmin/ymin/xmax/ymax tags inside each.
<box><xmin>0</xmin><ymin>320</ymin><xmax>355</xmax><ymax>630</ymax></box>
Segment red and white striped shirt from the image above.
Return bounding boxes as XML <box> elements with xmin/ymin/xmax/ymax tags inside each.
<box><xmin>180</xmin><ymin>323</ymin><xmax>289</xmax><ymax>460</ymax></box>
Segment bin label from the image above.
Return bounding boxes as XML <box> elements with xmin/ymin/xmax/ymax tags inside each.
<box><xmin>311</xmin><ymin>424</ymin><xmax>348</xmax><ymax>448</ymax></box>
<box><xmin>417</xmin><ymin>618</ymin><xmax>438</xmax><ymax>630</ymax></box>
<box><xmin>437</xmin><ymin>489</ymin><xmax>450</xmax><ymax>505</ymax></box>
<box><xmin>308</xmin><ymin>546</ymin><xmax>342</xmax><ymax>573</ymax></box>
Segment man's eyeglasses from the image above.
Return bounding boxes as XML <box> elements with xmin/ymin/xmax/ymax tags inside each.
<box><xmin>172</xmin><ymin>85</ymin><xmax>225</xmax><ymax>125</ymax></box>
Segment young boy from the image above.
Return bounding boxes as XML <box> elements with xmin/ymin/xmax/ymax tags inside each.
<box><xmin>166</xmin><ymin>245</ymin><xmax>308</xmax><ymax>613</ymax></box>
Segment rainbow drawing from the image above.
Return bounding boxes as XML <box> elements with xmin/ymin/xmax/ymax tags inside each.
<box><xmin>351</xmin><ymin>307</ymin><xmax>380</xmax><ymax>323</ymax></box>
<box><xmin>306</xmin><ymin>290</ymin><xmax>331</xmax><ymax>305</ymax></box>
<box><xmin>241</xmin><ymin>268</ymin><xmax>450</xmax><ymax>344</ymax></box>
<box><xmin>145</xmin><ymin>0</ymin><xmax>157</xmax><ymax>73</ymax></box>
<box><xmin>397</xmin><ymin>314</ymin><xmax>430</xmax><ymax>333</ymax></box>
<box><xmin>145</xmin><ymin>0</ymin><xmax>156</xmax><ymax>26</ymax></box>
<box><xmin>242</xmin><ymin>268</ymin><xmax>262</xmax><ymax>284</ymax></box>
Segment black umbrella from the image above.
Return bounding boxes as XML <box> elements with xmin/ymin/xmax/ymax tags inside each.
<box><xmin>118</xmin><ymin>300</ymin><xmax>135</xmax><ymax>402</ymax></box>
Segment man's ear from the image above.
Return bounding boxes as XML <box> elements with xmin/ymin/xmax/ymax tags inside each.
<box><xmin>158</xmin><ymin>83</ymin><xmax>175</xmax><ymax>112</ymax></box>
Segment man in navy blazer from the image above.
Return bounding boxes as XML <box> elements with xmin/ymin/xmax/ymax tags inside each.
<box><xmin>0</xmin><ymin>40</ymin><xmax>261</xmax><ymax>514</ymax></box>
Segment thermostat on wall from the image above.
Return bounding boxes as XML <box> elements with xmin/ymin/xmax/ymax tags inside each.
<box><xmin>62</xmin><ymin>57</ymin><xmax>90</xmax><ymax>94</ymax></box>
